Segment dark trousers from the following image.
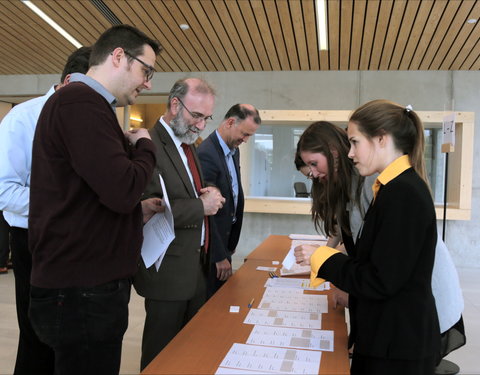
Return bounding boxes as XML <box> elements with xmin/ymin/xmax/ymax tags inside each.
<box><xmin>10</xmin><ymin>227</ymin><xmax>54</xmax><ymax>374</ymax></box>
<box><xmin>0</xmin><ymin>211</ymin><xmax>10</xmax><ymax>267</ymax></box>
<box><xmin>140</xmin><ymin>270</ymin><xmax>206</xmax><ymax>371</ymax></box>
<box><xmin>29</xmin><ymin>278</ymin><xmax>131</xmax><ymax>375</ymax></box>
<box><xmin>351</xmin><ymin>352</ymin><xmax>436</xmax><ymax>375</ymax></box>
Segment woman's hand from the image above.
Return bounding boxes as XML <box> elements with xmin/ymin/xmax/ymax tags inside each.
<box><xmin>294</xmin><ymin>244</ymin><xmax>318</xmax><ymax>266</ymax></box>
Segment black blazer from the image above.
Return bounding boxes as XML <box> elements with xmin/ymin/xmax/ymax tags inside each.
<box><xmin>197</xmin><ymin>131</ymin><xmax>244</xmax><ymax>263</ymax></box>
<box><xmin>320</xmin><ymin>168</ymin><xmax>440</xmax><ymax>360</ymax></box>
<box><xmin>134</xmin><ymin>120</ymin><xmax>211</xmax><ymax>301</ymax></box>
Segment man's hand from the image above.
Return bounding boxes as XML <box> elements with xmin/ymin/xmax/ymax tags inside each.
<box><xmin>216</xmin><ymin>258</ymin><xmax>232</xmax><ymax>281</ymax></box>
<box><xmin>293</xmin><ymin>244</ymin><xmax>318</xmax><ymax>266</ymax></box>
<box><xmin>125</xmin><ymin>128</ymin><xmax>151</xmax><ymax>146</ymax></box>
<box><xmin>141</xmin><ymin>198</ymin><xmax>164</xmax><ymax>223</ymax></box>
<box><xmin>199</xmin><ymin>187</ymin><xmax>225</xmax><ymax>216</ymax></box>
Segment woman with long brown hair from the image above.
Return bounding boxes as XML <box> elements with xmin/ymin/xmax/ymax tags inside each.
<box><xmin>296</xmin><ymin>100</ymin><xmax>441</xmax><ymax>374</ymax></box>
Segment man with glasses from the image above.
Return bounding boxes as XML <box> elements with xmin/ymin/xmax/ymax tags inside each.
<box><xmin>0</xmin><ymin>46</ymin><xmax>91</xmax><ymax>374</ymax></box>
<box><xmin>197</xmin><ymin>104</ymin><xmax>261</xmax><ymax>297</ymax></box>
<box><xmin>134</xmin><ymin>77</ymin><xmax>225</xmax><ymax>370</ymax></box>
<box><xmin>28</xmin><ymin>25</ymin><xmax>162</xmax><ymax>374</ymax></box>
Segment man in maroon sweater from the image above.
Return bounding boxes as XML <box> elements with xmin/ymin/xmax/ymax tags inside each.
<box><xmin>28</xmin><ymin>25</ymin><xmax>162</xmax><ymax>374</ymax></box>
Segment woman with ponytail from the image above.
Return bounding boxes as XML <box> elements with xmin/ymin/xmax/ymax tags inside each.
<box><xmin>297</xmin><ymin>100</ymin><xmax>441</xmax><ymax>374</ymax></box>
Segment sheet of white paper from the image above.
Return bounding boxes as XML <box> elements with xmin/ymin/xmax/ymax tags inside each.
<box><xmin>258</xmin><ymin>288</ymin><xmax>328</xmax><ymax>313</ymax></box>
<box><xmin>289</xmin><ymin>234</ymin><xmax>327</xmax><ymax>241</ymax></box>
<box><xmin>264</xmin><ymin>278</ymin><xmax>330</xmax><ymax>291</ymax></box>
<box><xmin>244</xmin><ymin>308</ymin><xmax>322</xmax><ymax>329</ymax></box>
<box><xmin>442</xmin><ymin>112</ymin><xmax>456</xmax><ymax>146</ymax></box>
<box><xmin>218</xmin><ymin>343</ymin><xmax>321</xmax><ymax>374</ymax></box>
<box><xmin>141</xmin><ymin>174</ymin><xmax>175</xmax><ymax>271</ymax></box>
<box><xmin>282</xmin><ymin>239</ymin><xmax>328</xmax><ymax>271</ymax></box>
<box><xmin>215</xmin><ymin>366</ymin><xmax>269</xmax><ymax>374</ymax></box>
<box><xmin>256</xmin><ymin>266</ymin><xmax>278</xmax><ymax>272</ymax></box>
<box><xmin>246</xmin><ymin>325</ymin><xmax>334</xmax><ymax>352</ymax></box>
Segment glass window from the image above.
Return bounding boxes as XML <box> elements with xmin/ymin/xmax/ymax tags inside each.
<box><xmin>248</xmin><ymin>124</ymin><xmax>445</xmax><ymax>200</ymax></box>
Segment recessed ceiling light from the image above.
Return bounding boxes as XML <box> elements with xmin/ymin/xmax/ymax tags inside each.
<box><xmin>179</xmin><ymin>24</ymin><xmax>190</xmax><ymax>31</ymax></box>
<box><xmin>315</xmin><ymin>0</ymin><xmax>328</xmax><ymax>50</ymax></box>
<box><xmin>467</xmin><ymin>18</ymin><xmax>477</xmax><ymax>24</ymax></box>
<box><xmin>21</xmin><ymin>0</ymin><xmax>82</xmax><ymax>48</ymax></box>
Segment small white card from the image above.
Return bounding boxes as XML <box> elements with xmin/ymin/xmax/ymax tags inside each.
<box><xmin>256</xmin><ymin>266</ymin><xmax>277</xmax><ymax>272</ymax></box>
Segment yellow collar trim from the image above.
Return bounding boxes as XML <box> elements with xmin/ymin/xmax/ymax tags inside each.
<box><xmin>378</xmin><ymin>155</ymin><xmax>411</xmax><ymax>185</ymax></box>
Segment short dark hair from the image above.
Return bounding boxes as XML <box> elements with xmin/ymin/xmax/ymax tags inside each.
<box><xmin>223</xmin><ymin>104</ymin><xmax>261</xmax><ymax>125</ymax></box>
<box><xmin>60</xmin><ymin>46</ymin><xmax>92</xmax><ymax>82</ymax></box>
<box><xmin>89</xmin><ymin>24</ymin><xmax>162</xmax><ymax>67</ymax></box>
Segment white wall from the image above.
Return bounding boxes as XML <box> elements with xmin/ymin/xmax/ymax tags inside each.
<box><xmin>0</xmin><ymin>70</ymin><xmax>478</xmax><ymax>267</ymax></box>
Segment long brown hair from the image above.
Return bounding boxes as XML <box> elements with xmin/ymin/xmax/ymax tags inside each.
<box><xmin>297</xmin><ymin>121</ymin><xmax>361</xmax><ymax>237</ymax></box>
<box><xmin>349</xmin><ymin>99</ymin><xmax>428</xmax><ymax>184</ymax></box>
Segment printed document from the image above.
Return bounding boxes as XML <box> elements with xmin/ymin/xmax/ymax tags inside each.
<box><xmin>246</xmin><ymin>325</ymin><xmax>334</xmax><ymax>352</ymax></box>
<box><xmin>217</xmin><ymin>343</ymin><xmax>321</xmax><ymax>374</ymax></box>
<box><xmin>141</xmin><ymin>174</ymin><xmax>174</xmax><ymax>271</ymax></box>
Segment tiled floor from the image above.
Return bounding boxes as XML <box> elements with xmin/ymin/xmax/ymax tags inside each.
<box><xmin>0</xmin><ymin>267</ymin><xmax>478</xmax><ymax>375</ymax></box>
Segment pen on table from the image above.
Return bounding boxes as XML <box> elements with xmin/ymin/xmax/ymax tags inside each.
<box><xmin>248</xmin><ymin>298</ymin><xmax>255</xmax><ymax>308</ymax></box>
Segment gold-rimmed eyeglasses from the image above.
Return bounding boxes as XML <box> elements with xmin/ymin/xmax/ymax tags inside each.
<box><xmin>176</xmin><ymin>97</ymin><xmax>213</xmax><ymax>123</ymax></box>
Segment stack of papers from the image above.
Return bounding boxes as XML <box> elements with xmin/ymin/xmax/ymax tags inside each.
<box><xmin>281</xmin><ymin>239</ymin><xmax>328</xmax><ymax>277</ymax></box>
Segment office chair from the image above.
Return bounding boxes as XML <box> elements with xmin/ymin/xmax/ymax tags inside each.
<box><xmin>294</xmin><ymin>182</ymin><xmax>309</xmax><ymax>198</ymax></box>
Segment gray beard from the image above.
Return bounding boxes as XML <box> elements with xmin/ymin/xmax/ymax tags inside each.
<box><xmin>170</xmin><ymin>113</ymin><xmax>200</xmax><ymax>145</ymax></box>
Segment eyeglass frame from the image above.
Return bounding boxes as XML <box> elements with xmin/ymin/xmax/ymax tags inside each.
<box><xmin>124</xmin><ymin>50</ymin><xmax>156</xmax><ymax>82</ymax></box>
<box><xmin>175</xmin><ymin>97</ymin><xmax>213</xmax><ymax>123</ymax></box>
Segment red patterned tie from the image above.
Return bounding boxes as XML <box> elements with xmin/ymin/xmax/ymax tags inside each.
<box><xmin>181</xmin><ymin>143</ymin><xmax>209</xmax><ymax>252</ymax></box>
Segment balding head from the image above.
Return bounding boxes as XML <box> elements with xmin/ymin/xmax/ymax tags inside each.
<box><xmin>218</xmin><ymin>103</ymin><xmax>261</xmax><ymax>149</ymax></box>
<box><xmin>165</xmin><ymin>77</ymin><xmax>216</xmax><ymax>144</ymax></box>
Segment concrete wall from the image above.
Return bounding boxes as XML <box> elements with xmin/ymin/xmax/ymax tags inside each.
<box><xmin>0</xmin><ymin>70</ymin><xmax>478</xmax><ymax>267</ymax></box>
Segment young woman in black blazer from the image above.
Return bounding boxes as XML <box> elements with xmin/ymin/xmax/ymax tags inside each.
<box><xmin>295</xmin><ymin>100</ymin><xmax>440</xmax><ymax>374</ymax></box>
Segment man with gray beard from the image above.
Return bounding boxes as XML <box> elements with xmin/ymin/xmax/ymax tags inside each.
<box><xmin>134</xmin><ymin>77</ymin><xmax>225</xmax><ymax>370</ymax></box>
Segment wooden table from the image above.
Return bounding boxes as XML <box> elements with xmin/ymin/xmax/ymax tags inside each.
<box><xmin>142</xmin><ymin>235</ymin><xmax>350</xmax><ymax>375</ymax></box>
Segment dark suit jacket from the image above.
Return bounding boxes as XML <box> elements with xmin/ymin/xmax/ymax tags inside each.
<box><xmin>197</xmin><ymin>131</ymin><xmax>244</xmax><ymax>263</ymax></box>
<box><xmin>134</xmin><ymin>120</ymin><xmax>210</xmax><ymax>301</ymax></box>
<box><xmin>320</xmin><ymin>168</ymin><xmax>440</xmax><ymax>360</ymax></box>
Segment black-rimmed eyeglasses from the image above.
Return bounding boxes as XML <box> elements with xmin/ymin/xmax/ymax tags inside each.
<box><xmin>124</xmin><ymin>50</ymin><xmax>156</xmax><ymax>82</ymax></box>
<box><xmin>176</xmin><ymin>97</ymin><xmax>213</xmax><ymax>123</ymax></box>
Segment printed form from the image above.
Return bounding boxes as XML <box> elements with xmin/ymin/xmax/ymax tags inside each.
<box><xmin>259</xmin><ymin>288</ymin><xmax>328</xmax><ymax>313</ymax></box>
<box><xmin>216</xmin><ymin>343</ymin><xmax>321</xmax><ymax>374</ymax></box>
<box><xmin>246</xmin><ymin>325</ymin><xmax>334</xmax><ymax>352</ymax></box>
<box><xmin>244</xmin><ymin>308</ymin><xmax>322</xmax><ymax>329</ymax></box>
<box><xmin>140</xmin><ymin>174</ymin><xmax>175</xmax><ymax>271</ymax></box>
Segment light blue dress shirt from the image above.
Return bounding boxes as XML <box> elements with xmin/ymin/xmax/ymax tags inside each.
<box><xmin>215</xmin><ymin>130</ymin><xmax>239</xmax><ymax>215</ymax></box>
<box><xmin>0</xmin><ymin>85</ymin><xmax>56</xmax><ymax>228</ymax></box>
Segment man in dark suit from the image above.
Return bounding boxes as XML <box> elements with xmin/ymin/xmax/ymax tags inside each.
<box><xmin>197</xmin><ymin>104</ymin><xmax>261</xmax><ymax>296</ymax></box>
<box><xmin>134</xmin><ymin>77</ymin><xmax>225</xmax><ymax>370</ymax></box>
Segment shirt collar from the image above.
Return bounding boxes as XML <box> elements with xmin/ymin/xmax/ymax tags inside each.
<box><xmin>215</xmin><ymin>130</ymin><xmax>236</xmax><ymax>157</ymax></box>
<box><xmin>69</xmin><ymin>73</ymin><xmax>117</xmax><ymax>110</ymax></box>
<box><xmin>373</xmin><ymin>155</ymin><xmax>411</xmax><ymax>199</ymax></box>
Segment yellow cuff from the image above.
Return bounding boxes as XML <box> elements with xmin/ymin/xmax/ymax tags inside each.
<box><xmin>310</xmin><ymin>246</ymin><xmax>340</xmax><ymax>287</ymax></box>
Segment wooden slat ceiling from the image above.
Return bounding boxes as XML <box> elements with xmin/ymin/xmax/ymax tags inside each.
<box><xmin>0</xmin><ymin>0</ymin><xmax>479</xmax><ymax>76</ymax></box>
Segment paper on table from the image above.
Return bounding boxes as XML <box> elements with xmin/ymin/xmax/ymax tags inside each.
<box><xmin>244</xmin><ymin>308</ymin><xmax>322</xmax><ymax>329</ymax></box>
<box><xmin>289</xmin><ymin>233</ymin><xmax>327</xmax><ymax>241</ymax></box>
<box><xmin>246</xmin><ymin>325</ymin><xmax>334</xmax><ymax>352</ymax></box>
<box><xmin>218</xmin><ymin>343</ymin><xmax>321</xmax><ymax>374</ymax></box>
<box><xmin>141</xmin><ymin>174</ymin><xmax>175</xmax><ymax>271</ymax></box>
<box><xmin>282</xmin><ymin>239</ymin><xmax>328</xmax><ymax>271</ymax></box>
<box><xmin>258</xmin><ymin>288</ymin><xmax>328</xmax><ymax>313</ymax></box>
<box><xmin>264</xmin><ymin>277</ymin><xmax>330</xmax><ymax>291</ymax></box>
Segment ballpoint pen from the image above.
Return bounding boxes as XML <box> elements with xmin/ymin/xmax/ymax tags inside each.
<box><xmin>248</xmin><ymin>298</ymin><xmax>255</xmax><ymax>308</ymax></box>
